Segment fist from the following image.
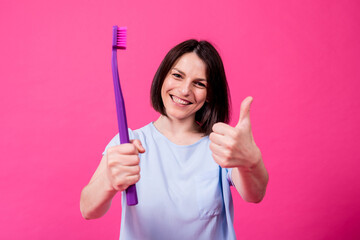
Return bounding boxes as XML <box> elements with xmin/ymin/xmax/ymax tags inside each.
<box><xmin>209</xmin><ymin>96</ymin><xmax>261</xmax><ymax>170</ymax></box>
<box><xmin>106</xmin><ymin>139</ymin><xmax>145</xmax><ymax>191</ymax></box>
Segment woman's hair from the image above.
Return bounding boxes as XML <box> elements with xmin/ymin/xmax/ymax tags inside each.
<box><xmin>151</xmin><ymin>39</ymin><xmax>231</xmax><ymax>135</ymax></box>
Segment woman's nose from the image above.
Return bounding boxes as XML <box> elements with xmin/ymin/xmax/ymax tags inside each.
<box><xmin>180</xmin><ymin>80</ymin><xmax>191</xmax><ymax>95</ymax></box>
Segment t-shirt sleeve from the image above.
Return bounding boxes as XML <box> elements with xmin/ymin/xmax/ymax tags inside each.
<box><xmin>102</xmin><ymin>129</ymin><xmax>135</xmax><ymax>155</ymax></box>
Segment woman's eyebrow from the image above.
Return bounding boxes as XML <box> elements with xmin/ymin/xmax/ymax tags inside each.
<box><xmin>172</xmin><ymin>68</ymin><xmax>186</xmax><ymax>75</ymax></box>
<box><xmin>172</xmin><ymin>68</ymin><xmax>207</xmax><ymax>81</ymax></box>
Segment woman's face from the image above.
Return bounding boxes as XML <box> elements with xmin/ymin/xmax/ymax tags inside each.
<box><xmin>161</xmin><ymin>52</ymin><xmax>208</xmax><ymax>122</ymax></box>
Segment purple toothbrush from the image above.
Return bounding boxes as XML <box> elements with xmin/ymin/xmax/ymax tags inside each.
<box><xmin>111</xmin><ymin>25</ymin><xmax>138</xmax><ymax>206</ymax></box>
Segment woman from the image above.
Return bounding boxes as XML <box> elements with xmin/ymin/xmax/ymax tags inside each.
<box><xmin>80</xmin><ymin>40</ymin><xmax>268</xmax><ymax>240</ymax></box>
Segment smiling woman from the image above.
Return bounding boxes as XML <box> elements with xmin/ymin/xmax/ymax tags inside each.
<box><xmin>80</xmin><ymin>39</ymin><xmax>268</xmax><ymax>240</ymax></box>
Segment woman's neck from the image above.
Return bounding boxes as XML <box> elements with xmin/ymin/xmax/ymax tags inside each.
<box><xmin>153</xmin><ymin>115</ymin><xmax>204</xmax><ymax>145</ymax></box>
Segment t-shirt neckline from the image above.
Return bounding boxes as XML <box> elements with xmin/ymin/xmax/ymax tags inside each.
<box><xmin>149</xmin><ymin>122</ymin><xmax>208</xmax><ymax>148</ymax></box>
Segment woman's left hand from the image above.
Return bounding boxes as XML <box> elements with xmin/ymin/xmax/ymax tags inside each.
<box><xmin>209</xmin><ymin>96</ymin><xmax>262</xmax><ymax>170</ymax></box>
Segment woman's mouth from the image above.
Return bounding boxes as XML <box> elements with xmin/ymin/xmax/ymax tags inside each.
<box><xmin>170</xmin><ymin>95</ymin><xmax>192</xmax><ymax>105</ymax></box>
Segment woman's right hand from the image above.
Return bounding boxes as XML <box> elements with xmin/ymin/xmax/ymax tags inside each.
<box><xmin>106</xmin><ymin>139</ymin><xmax>145</xmax><ymax>192</ymax></box>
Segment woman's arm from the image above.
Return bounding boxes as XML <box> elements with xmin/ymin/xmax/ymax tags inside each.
<box><xmin>80</xmin><ymin>154</ymin><xmax>117</xmax><ymax>219</ymax></box>
<box><xmin>230</xmin><ymin>148</ymin><xmax>268</xmax><ymax>203</ymax></box>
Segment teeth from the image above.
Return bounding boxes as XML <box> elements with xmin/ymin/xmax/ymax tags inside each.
<box><xmin>172</xmin><ymin>95</ymin><xmax>190</xmax><ymax>105</ymax></box>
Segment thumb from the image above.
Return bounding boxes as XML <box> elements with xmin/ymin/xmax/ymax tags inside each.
<box><xmin>237</xmin><ymin>96</ymin><xmax>253</xmax><ymax>127</ymax></box>
<box><xmin>131</xmin><ymin>139</ymin><xmax>145</xmax><ymax>154</ymax></box>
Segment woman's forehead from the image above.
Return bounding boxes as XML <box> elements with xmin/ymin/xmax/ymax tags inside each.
<box><xmin>172</xmin><ymin>53</ymin><xmax>207</xmax><ymax>79</ymax></box>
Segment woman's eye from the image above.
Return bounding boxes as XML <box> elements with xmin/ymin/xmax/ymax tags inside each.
<box><xmin>195</xmin><ymin>82</ymin><xmax>206</xmax><ymax>88</ymax></box>
<box><xmin>172</xmin><ymin>73</ymin><xmax>182</xmax><ymax>78</ymax></box>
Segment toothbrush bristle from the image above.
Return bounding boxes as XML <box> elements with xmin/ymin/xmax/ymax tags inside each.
<box><xmin>116</xmin><ymin>27</ymin><xmax>127</xmax><ymax>49</ymax></box>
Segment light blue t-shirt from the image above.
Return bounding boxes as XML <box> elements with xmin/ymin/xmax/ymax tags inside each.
<box><xmin>103</xmin><ymin>123</ymin><xmax>236</xmax><ymax>240</ymax></box>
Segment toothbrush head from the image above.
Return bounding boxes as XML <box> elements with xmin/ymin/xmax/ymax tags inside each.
<box><xmin>112</xmin><ymin>25</ymin><xmax>127</xmax><ymax>49</ymax></box>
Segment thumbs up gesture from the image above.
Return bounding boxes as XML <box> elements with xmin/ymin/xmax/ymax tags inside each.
<box><xmin>209</xmin><ymin>96</ymin><xmax>262</xmax><ymax>170</ymax></box>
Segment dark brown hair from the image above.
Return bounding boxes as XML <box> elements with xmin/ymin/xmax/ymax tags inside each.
<box><xmin>151</xmin><ymin>39</ymin><xmax>230</xmax><ymax>135</ymax></box>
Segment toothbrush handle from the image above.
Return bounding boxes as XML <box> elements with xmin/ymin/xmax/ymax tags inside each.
<box><xmin>111</xmin><ymin>48</ymin><xmax>138</xmax><ymax>206</ymax></box>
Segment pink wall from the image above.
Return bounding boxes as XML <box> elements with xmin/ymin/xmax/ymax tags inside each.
<box><xmin>1</xmin><ymin>0</ymin><xmax>359</xmax><ymax>239</ymax></box>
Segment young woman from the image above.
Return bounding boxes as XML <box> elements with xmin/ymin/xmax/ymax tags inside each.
<box><xmin>80</xmin><ymin>40</ymin><xmax>268</xmax><ymax>240</ymax></box>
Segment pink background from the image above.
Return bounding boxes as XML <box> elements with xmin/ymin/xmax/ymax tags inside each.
<box><xmin>1</xmin><ymin>0</ymin><xmax>360</xmax><ymax>239</ymax></box>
